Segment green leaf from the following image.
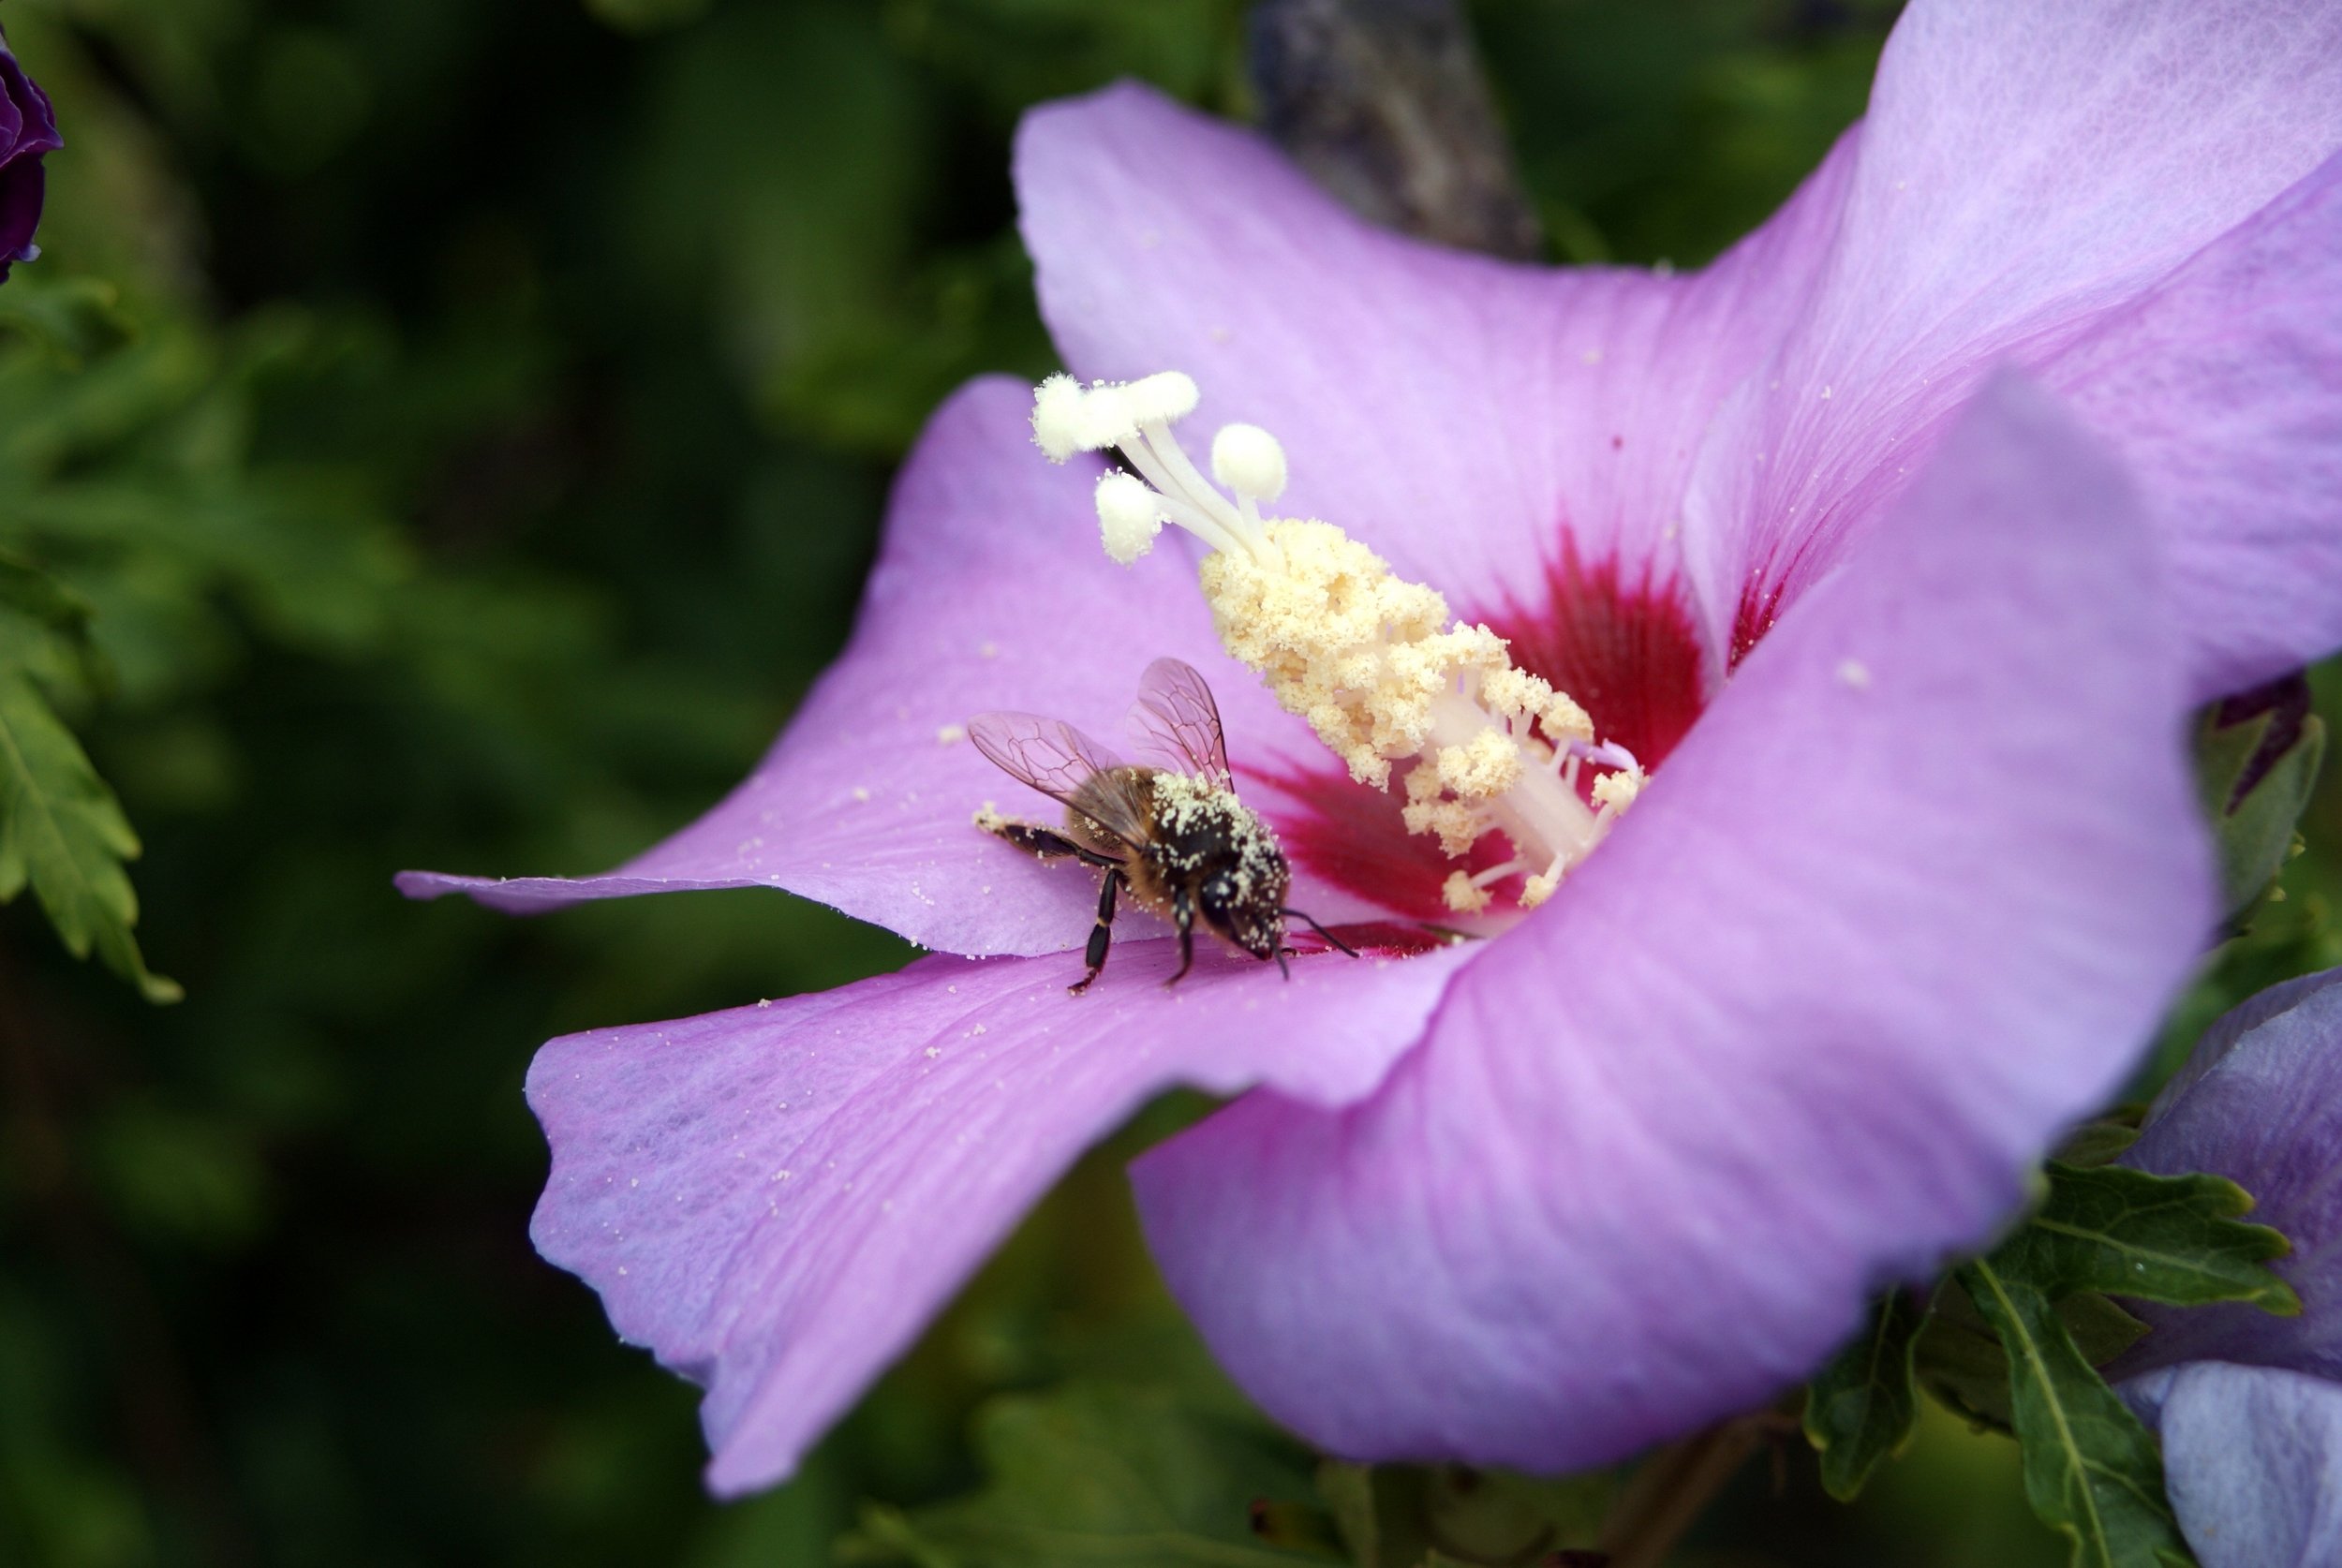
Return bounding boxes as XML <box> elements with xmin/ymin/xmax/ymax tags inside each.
<box><xmin>1804</xmin><ymin>1289</ymin><xmax>1925</xmax><ymax>1500</ymax></box>
<box><xmin>1999</xmin><ymin>1162</ymin><xmax>2298</xmax><ymax>1313</ymax></box>
<box><xmin>1957</xmin><ymin>1262</ymin><xmax>2195</xmax><ymax>1568</ymax></box>
<box><xmin>1314</xmin><ymin>1463</ymin><xmax>1378</xmax><ymax>1567</ymax></box>
<box><xmin>0</xmin><ymin>549</ymin><xmax>97</xmax><ymax>640</ymax></box>
<box><xmin>1916</xmin><ymin>1289</ymin><xmax>2147</xmax><ymax>1435</ymax></box>
<box><xmin>2054</xmin><ymin>1116</ymin><xmax>2144</xmax><ymax>1169</ymax></box>
<box><xmin>837</xmin><ymin>1382</ymin><xmax>1337</xmax><ymax>1567</ymax></box>
<box><xmin>1925</xmin><ymin>1161</ymin><xmax>2293</xmax><ymax>1431</ymax></box>
<box><xmin>2194</xmin><ymin>679</ymin><xmax>2326</xmax><ymax>925</ymax></box>
<box><xmin>0</xmin><ymin>272</ymin><xmax>137</xmax><ymax>364</ymax></box>
<box><xmin>0</xmin><ymin>672</ymin><xmax>180</xmax><ymax>1002</ymax></box>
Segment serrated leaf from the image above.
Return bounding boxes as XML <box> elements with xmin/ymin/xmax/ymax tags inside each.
<box><xmin>1999</xmin><ymin>1162</ymin><xmax>2298</xmax><ymax>1313</ymax></box>
<box><xmin>1804</xmin><ymin>1289</ymin><xmax>1925</xmax><ymax>1500</ymax></box>
<box><xmin>1957</xmin><ymin>1262</ymin><xmax>2196</xmax><ymax>1568</ymax></box>
<box><xmin>837</xmin><ymin>1382</ymin><xmax>1336</xmax><ymax>1568</ymax></box>
<box><xmin>0</xmin><ymin>672</ymin><xmax>180</xmax><ymax>1002</ymax></box>
<box><xmin>1916</xmin><ymin>1289</ymin><xmax>2148</xmax><ymax>1434</ymax></box>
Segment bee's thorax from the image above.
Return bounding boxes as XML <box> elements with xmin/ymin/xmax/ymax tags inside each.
<box><xmin>1132</xmin><ymin>773</ymin><xmax>1289</xmax><ymax>959</ymax></box>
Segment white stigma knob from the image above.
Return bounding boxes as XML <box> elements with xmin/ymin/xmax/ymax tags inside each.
<box><xmin>1210</xmin><ymin>422</ymin><xmax>1287</xmax><ymax>503</ymax></box>
<box><xmin>1095</xmin><ymin>471</ymin><xmax>1164</xmax><ymax>565</ymax></box>
<box><xmin>1033</xmin><ymin>371</ymin><xmax>1200</xmax><ymax>464</ymax></box>
<box><xmin>1119</xmin><ymin>371</ymin><xmax>1199</xmax><ymax>428</ymax></box>
<box><xmin>1031</xmin><ymin>374</ymin><xmax>1087</xmax><ymax>463</ymax></box>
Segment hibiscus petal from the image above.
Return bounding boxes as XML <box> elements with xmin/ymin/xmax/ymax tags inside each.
<box><xmin>2130</xmin><ymin>1363</ymin><xmax>2342</xmax><ymax>1568</ymax></box>
<box><xmin>2055</xmin><ymin>154</ymin><xmax>2342</xmax><ymax>700</ymax></box>
<box><xmin>524</xmin><ymin>934</ymin><xmax>1475</xmax><ymax>1495</ymax></box>
<box><xmin>399</xmin><ymin>377</ymin><xmax>1388</xmax><ymax>951</ymax></box>
<box><xmin>1134</xmin><ymin>377</ymin><xmax>2213</xmax><ymax>1470</ymax></box>
<box><xmin>2109</xmin><ymin>969</ymin><xmax>2342</xmax><ymax>1384</ymax></box>
<box><xmin>1015</xmin><ymin>81</ymin><xmax>1856</xmax><ymax>636</ymax></box>
<box><xmin>1689</xmin><ymin>0</ymin><xmax>2342</xmax><ymax>676</ymax></box>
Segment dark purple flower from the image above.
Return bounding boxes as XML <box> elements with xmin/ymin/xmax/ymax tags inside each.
<box><xmin>404</xmin><ymin>0</ymin><xmax>2342</xmax><ymax>1494</ymax></box>
<box><xmin>2115</xmin><ymin>970</ymin><xmax>2342</xmax><ymax>1385</ymax></box>
<box><xmin>0</xmin><ymin>29</ymin><xmax>60</xmax><ymax>279</ymax></box>
<box><xmin>2113</xmin><ymin>969</ymin><xmax>2342</xmax><ymax>1567</ymax></box>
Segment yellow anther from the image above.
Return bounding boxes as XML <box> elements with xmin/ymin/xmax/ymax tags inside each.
<box><xmin>1593</xmin><ymin>771</ymin><xmax>1642</xmax><ymax>812</ymax></box>
<box><xmin>1519</xmin><ymin>867</ymin><xmax>1564</xmax><ymax>910</ymax></box>
<box><xmin>1443</xmin><ymin>871</ymin><xmax>1493</xmax><ymax>914</ymax></box>
<box><xmin>1435</xmin><ymin>730</ymin><xmax>1521</xmax><ymax>802</ymax></box>
<box><xmin>1543</xmin><ymin>693</ymin><xmax>1595</xmax><ymax>746</ymax></box>
<box><xmin>1404</xmin><ymin>797</ymin><xmax>1484</xmax><ymax>856</ymax></box>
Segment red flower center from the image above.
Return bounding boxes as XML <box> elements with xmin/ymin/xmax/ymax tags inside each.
<box><xmin>1255</xmin><ymin>542</ymin><xmax>1709</xmax><ymax>925</ymax></box>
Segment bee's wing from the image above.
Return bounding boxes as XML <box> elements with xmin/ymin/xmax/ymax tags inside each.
<box><xmin>1128</xmin><ymin>657</ymin><xmax>1232</xmax><ymax>788</ymax></box>
<box><xmin>969</xmin><ymin>711</ymin><xmax>1151</xmax><ymax>844</ymax></box>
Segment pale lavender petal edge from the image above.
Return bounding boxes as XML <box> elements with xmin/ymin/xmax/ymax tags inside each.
<box><xmin>526</xmin><ymin>934</ymin><xmax>1477</xmax><ymax>1495</ymax></box>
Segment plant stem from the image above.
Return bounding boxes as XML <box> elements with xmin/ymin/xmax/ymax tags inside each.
<box><xmin>1594</xmin><ymin>1411</ymin><xmax>1786</xmax><ymax>1568</ymax></box>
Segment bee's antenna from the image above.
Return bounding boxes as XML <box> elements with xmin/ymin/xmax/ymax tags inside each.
<box><xmin>1274</xmin><ymin>946</ymin><xmax>1291</xmax><ymax>981</ymax></box>
<box><xmin>1282</xmin><ymin>909</ymin><xmax>1358</xmax><ymax>957</ymax></box>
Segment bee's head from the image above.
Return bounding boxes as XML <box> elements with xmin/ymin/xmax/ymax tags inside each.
<box><xmin>1197</xmin><ymin>864</ymin><xmax>1288</xmax><ymax>962</ymax></box>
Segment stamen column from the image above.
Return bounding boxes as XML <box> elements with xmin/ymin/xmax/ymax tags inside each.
<box><xmin>1031</xmin><ymin>373</ymin><xmax>1643</xmax><ymax>913</ymax></box>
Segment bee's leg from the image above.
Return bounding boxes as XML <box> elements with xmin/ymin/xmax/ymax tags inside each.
<box><xmin>1281</xmin><ymin>907</ymin><xmax>1359</xmax><ymax>957</ymax></box>
<box><xmin>1165</xmin><ymin>890</ymin><xmax>1196</xmax><ymax>987</ymax></box>
<box><xmin>988</xmin><ymin>821</ymin><xmax>1121</xmax><ymax>870</ymax></box>
<box><xmin>1069</xmin><ymin>868</ymin><xmax>1121</xmax><ymax>996</ymax></box>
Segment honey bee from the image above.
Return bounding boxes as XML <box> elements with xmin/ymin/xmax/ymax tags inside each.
<box><xmin>971</xmin><ymin>657</ymin><xmax>1356</xmax><ymax>994</ymax></box>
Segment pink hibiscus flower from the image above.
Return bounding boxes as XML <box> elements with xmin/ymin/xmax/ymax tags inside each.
<box><xmin>403</xmin><ymin>0</ymin><xmax>2342</xmax><ymax>1494</ymax></box>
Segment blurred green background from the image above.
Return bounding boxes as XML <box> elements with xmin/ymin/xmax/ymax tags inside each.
<box><xmin>1</xmin><ymin>1</ymin><xmax>2334</xmax><ymax>1563</ymax></box>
